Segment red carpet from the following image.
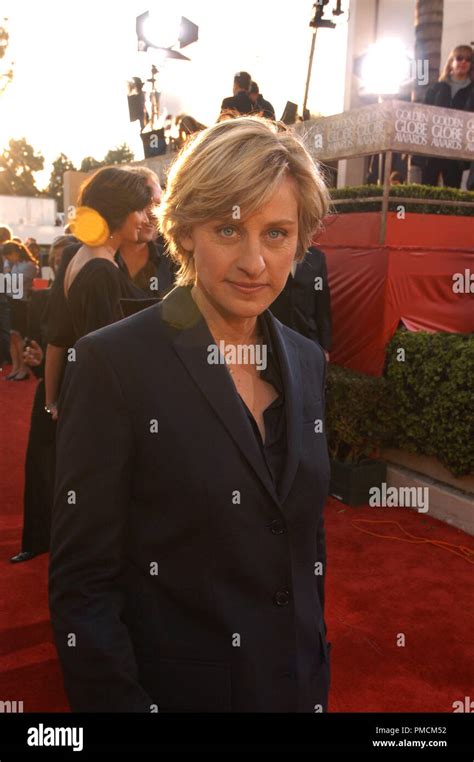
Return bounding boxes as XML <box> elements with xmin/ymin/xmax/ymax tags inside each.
<box><xmin>1</xmin><ymin>364</ymin><xmax>473</xmax><ymax>712</ymax></box>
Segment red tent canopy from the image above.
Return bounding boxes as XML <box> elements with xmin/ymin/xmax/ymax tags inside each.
<box><xmin>315</xmin><ymin>212</ymin><xmax>474</xmax><ymax>376</ymax></box>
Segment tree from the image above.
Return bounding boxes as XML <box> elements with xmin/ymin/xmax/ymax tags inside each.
<box><xmin>79</xmin><ymin>156</ymin><xmax>104</xmax><ymax>172</ymax></box>
<box><xmin>0</xmin><ymin>138</ymin><xmax>44</xmax><ymax>196</ymax></box>
<box><xmin>79</xmin><ymin>144</ymin><xmax>135</xmax><ymax>173</ymax></box>
<box><xmin>0</xmin><ymin>18</ymin><xmax>14</xmax><ymax>96</ymax></box>
<box><xmin>103</xmin><ymin>143</ymin><xmax>135</xmax><ymax>165</ymax></box>
<box><xmin>46</xmin><ymin>153</ymin><xmax>76</xmax><ymax>211</ymax></box>
<box><xmin>413</xmin><ymin>0</ymin><xmax>444</xmax><ymax>101</ymax></box>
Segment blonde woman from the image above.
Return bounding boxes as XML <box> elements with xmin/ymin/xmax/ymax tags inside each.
<box><xmin>420</xmin><ymin>44</ymin><xmax>473</xmax><ymax>187</ymax></box>
<box><xmin>49</xmin><ymin>116</ymin><xmax>332</xmax><ymax>713</ymax></box>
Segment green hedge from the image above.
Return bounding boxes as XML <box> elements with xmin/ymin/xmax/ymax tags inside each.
<box><xmin>383</xmin><ymin>331</ymin><xmax>473</xmax><ymax>477</ymax></box>
<box><xmin>326</xmin><ymin>365</ymin><xmax>392</xmax><ymax>463</ymax></box>
<box><xmin>329</xmin><ymin>184</ymin><xmax>474</xmax><ymax>216</ymax></box>
<box><xmin>326</xmin><ymin>331</ymin><xmax>474</xmax><ymax>477</ymax></box>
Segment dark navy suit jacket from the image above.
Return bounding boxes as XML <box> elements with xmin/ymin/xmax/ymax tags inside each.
<box><xmin>49</xmin><ymin>285</ymin><xmax>331</xmax><ymax>712</ymax></box>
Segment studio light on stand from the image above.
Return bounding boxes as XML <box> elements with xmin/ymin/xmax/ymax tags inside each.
<box><xmin>130</xmin><ymin>11</ymin><xmax>199</xmax><ymax>158</ymax></box>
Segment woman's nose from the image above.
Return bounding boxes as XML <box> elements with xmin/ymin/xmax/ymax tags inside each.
<box><xmin>238</xmin><ymin>237</ymin><xmax>266</xmax><ymax>274</ymax></box>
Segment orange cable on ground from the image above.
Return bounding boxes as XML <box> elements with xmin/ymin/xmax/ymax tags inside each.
<box><xmin>351</xmin><ymin>519</ymin><xmax>474</xmax><ymax>564</ymax></box>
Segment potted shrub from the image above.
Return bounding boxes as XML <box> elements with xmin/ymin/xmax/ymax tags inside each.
<box><xmin>325</xmin><ymin>364</ymin><xmax>392</xmax><ymax>506</ymax></box>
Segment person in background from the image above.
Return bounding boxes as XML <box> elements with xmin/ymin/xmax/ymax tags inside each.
<box><xmin>43</xmin><ymin>167</ymin><xmax>152</xmax><ymax>421</ymax></box>
<box><xmin>43</xmin><ymin>169</ymin><xmax>174</xmax><ymax>421</ymax></box>
<box><xmin>0</xmin><ymin>224</ymin><xmax>12</xmax><ymax>369</ymax></box>
<box><xmin>47</xmin><ymin>235</ymin><xmax>78</xmax><ymax>280</ymax></box>
<box><xmin>117</xmin><ymin>166</ymin><xmax>177</xmax><ymax>298</ymax></box>
<box><xmin>2</xmin><ymin>240</ymin><xmax>39</xmax><ymax>380</ymax></box>
<box><xmin>10</xmin><ymin>236</ymin><xmax>76</xmax><ymax>563</ymax></box>
<box><xmin>249</xmin><ymin>81</ymin><xmax>276</xmax><ymax>120</ymax></box>
<box><xmin>270</xmin><ymin>245</ymin><xmax>332</xmax><ymax>360</ymax></box>
<box><xmin>176</xmin><ymin>114</ymin><xmax>207</xmax><ymax>148</ymax></box>
<box><xmin>220</xmin><ymin>71</ymin><xmax>254</xmax><ymax>117</ymax></box>
<box><xmin>415</xmin><ymin>44</ymin><xmax>474</xmax><ymax>188</ymax></box>
<box><xmin>26</xmin><ymin>238</ymin><xmax>42</xmax><ymax>264</ymax></box>
<box><xmin>10</xmin><ymin>166</ymin><xmax>165</xmax><ymax>563</ymax></box>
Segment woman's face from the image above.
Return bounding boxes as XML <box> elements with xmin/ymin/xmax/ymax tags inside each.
<box><xmin>119</xmin><ymin>209</ymin><xmax>150</xmax><ymax>244</ymax></box>
<box><xmin>139</xmin><ymin>181</ymin><xmax>162</xmax><ymax>243</ymax></box>
<box><xmin>451</xmin><ymin>50</ymin><xmax>472</xmax><ymax>78</ymax></box>
<box><xmin>182</xmin><ymin>175</ymin><xmax>300</xmax><ymax>320</ymax></box>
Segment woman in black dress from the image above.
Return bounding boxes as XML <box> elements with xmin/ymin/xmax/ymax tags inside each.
<box><xmin>61</xmin><ymin>167</ymin><xmax>152</xmax><ymax>343</ymax></box>
<box><xmin>10</xmin><ymin>170</ymin><xmax>153</xmax><ymax>563</ymax></box>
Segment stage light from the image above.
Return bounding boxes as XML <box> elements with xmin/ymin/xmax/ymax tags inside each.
<box><xmin>136</xmin><ymin>11</ymin><xmax>198</xmax><ymax>56</ymax></box>
<box><xmin>359</xmin><ymin>38</ymin><xmax>412</xmax><ymax>96</ymax></box>
<box><xmin>133</xmin><ymin>11</ymin><xmax>198</xmax><ymax>159</ymax></box>
<box><xmin>142</xmin><ymin>12</ymin><xmax>181</xmax><ymax>49</ymax></box>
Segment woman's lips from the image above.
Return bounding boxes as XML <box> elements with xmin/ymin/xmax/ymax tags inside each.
<box><xmin>227</xmin><ymin>281</ymin><xmax>267</xmax><ymax>294</ymax></box>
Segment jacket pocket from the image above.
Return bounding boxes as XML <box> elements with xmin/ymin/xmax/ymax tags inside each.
<box><xmin>152</xmin><ymin>657</ymin><xmax>232</xmax><ymax>713</ymax></box>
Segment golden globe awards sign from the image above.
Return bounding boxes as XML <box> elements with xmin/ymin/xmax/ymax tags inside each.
<box><xmin>297</xmin><ymin>100</ymin><xmax>474</xmax><ymax>162</ymax></box>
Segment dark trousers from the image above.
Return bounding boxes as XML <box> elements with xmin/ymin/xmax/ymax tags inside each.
<box><xmin>422</xmin><ymin>159</ymin><xmax>464</xmax><ymax>188</ymax></box>
<box><xmin>21</xmin><ymin>379</ymin><xmax>56</xmax><ymax>554</ymax></box>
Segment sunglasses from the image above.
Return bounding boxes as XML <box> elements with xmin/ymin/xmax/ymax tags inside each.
<box><xmin>455</xmin><ymin>55</ymin><xmax>472</xmax><ymax>63</ymax></box>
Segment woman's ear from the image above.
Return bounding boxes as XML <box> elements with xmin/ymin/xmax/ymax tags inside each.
<box><xmin>180</xmin><ymin>229</ymin><xmax>194</xmax><ymax>253</ymax></box>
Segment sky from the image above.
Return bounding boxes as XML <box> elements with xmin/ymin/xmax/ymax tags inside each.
<box><xmin>0</xmin><ymin>0</ymin><xmax>349</xmax><ymax>189</ymax></box>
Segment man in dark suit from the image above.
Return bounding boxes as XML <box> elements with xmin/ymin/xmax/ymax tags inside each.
<box><xmin>220</xmin><ymin>71</ymin><xmax>255</xmax><ymax>116</ymax></box>
<box><xmin>270</xmin><ymin>246</ymin><xmax>332</xmax><ymax>356</ymax></box>
<box><xmin>249</xmin><ymin>81</ymin><xmax>276</xmax><ymax>120</ymax></box>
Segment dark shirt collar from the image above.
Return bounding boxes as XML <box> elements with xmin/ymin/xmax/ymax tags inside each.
<box><xmin>115</xmin><ymin>241</ymin><xmax>159</xmax><ymax>277</ymax></box>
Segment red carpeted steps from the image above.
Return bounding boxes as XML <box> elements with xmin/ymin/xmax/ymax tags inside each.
<box><xmin>1</xmin><ymin>364</ymin><xmax>473</xmax><ymax>712</ymax></box>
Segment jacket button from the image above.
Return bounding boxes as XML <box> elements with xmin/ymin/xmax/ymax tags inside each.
<box><xmin>269</xmin><ymin>519</ymin><xmax>286</xmax><ymax>535</ymax></box>
<box><xmin>274</xmin><ymin>588</ymin><xmax>291</xmax><ymax>606</ymax></box>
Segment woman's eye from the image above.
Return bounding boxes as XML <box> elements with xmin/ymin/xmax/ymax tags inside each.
<box><xmin>219</xmin><ymin>226</ymin><xmax>236</xmax><ymax>237</ymax></box>
<box><xmin>267</xmin><ymin>229</ymin><xmax>286</xmax><ymax>240</ymax></box>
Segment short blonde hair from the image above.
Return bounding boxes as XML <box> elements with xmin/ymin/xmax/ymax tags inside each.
<box><xmin>157</xmin><ymin>116</ymin><xmax>330</xmax><ymax>286</ymax></box>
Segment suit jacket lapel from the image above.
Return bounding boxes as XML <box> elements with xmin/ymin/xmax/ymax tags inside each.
<box><xmin>266</xmin><ymin>314</ymin><xmax>304</xmax><ymax>505</ymax></box>
<box><xmin>160</xmin><ymin>286</ymin><xmax>280</xmax><ymax>506</ymax></box>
